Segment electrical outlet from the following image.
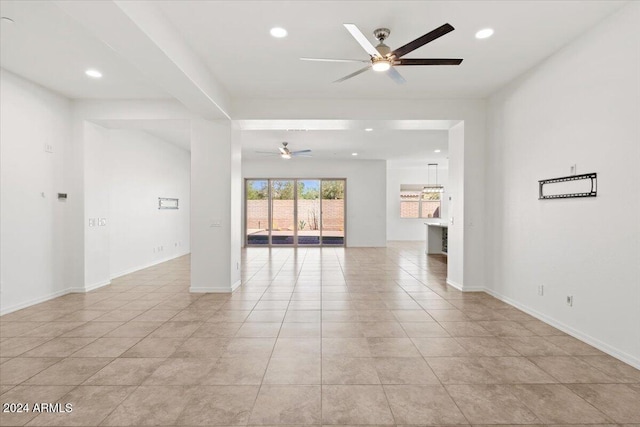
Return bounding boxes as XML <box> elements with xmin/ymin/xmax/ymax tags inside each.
<box><xmin>538</xmin><ymin>285</ymin><xmax>544</xmax><ymax>296</ymax></box>
<box><xmin>566</xmin><ymin>295</ymin><xmax>573</xmax><ymax>306</ymax></box>
<box><xmin>570</xmin><ymin>164</ymin><xmax>577</xmax><ymax>175</ymax></box>
<box><xmin>44</xmin><ymin>143</ymin><xmax>53</xmax><ymax>153</ymax></box>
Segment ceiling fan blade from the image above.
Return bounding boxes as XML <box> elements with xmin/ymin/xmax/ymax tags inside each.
<box><xmin>291</xmin><ymin>149</ymin><xmax>312</xmax><ymax>155</ymax></box>
<box><xmin>386</xmin><ymin>67</ymin><xmax>406</xmax><ymax>85</ymax></box>
<box><xmin>396</xmin><ymin>58</ymin><xmax>463</xmax><ymax>66</ymax></box>
<box><xmin>292</xmin><ymin>153</ymin><xmax>313</xmax><ymax>157</ymax></box>
<box><xmin>391</xmin><ymin>23</ymin><xmax>455</xmax><ymax>59</ymax></box>
<box><xmin>301</xmin><ymin>57</ymin><xmax>369</xmax><ymax>63</ymax></box>
<box><xmin>278</xmin><ymin>147</ymin><xmax>287</xmax><ymax>154</ymax></box>
<box><xmin>334</xmin><ymin>65</ymin><xmax>371</xmax><ymax>83</ymax></box>
<box><xmin>343</xmin><ymin>23</ymin><xmax>380</xmax><ymax>57</ymax></box>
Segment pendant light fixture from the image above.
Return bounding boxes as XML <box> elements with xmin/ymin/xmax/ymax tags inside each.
<box><xmin>423</xmin><ymin>163</ymin><xmax>444</xmax><ymax>193</ymax></box>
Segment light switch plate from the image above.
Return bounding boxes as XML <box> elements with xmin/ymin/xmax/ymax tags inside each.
<box><xmin>88</xmin><ymin>218</ymin><xmax>96</xmax><ymax>227</ymax></box>
<box><xmin>98</xmin><ymin>218</ymin><xmax>107</xmax><ymax>226</ymax></box>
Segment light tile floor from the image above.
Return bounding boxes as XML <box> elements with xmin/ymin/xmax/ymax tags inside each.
<box><xmin>1</xmin><ymin>242</ymin><xmax>639</xmax><ymax>426</ymax></box>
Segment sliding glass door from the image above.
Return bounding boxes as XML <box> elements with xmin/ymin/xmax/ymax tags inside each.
<box><xmin>246</xmin><ymin>180</ymin><xmax>269</xmax><ymax>245</ymax></box>
<box><xmin>271</xmin><ymin>180</ymin><xmax>295</xmax><ymax>245</ymax></box>
<box><xmin>245</xmin><ymin>178</ymin><xmax>345</xmax><ymax>247</ymax></box>
<box><xmin>321</xmin><ymin>180</ymin><xmax>345</xmax><ymax>245</ymax></box>
<box><xmin>297</xmin><ymin>180</ymin><xmax>321</xmax><ymax>245</ymax></box>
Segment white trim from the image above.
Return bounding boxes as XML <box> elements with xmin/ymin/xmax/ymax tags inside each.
<box><xmin>110</xmin><ymin>251</ymin><xmax>190</xmax><ymax>280</ymax></box>
<box><xmin>459</xmin><ymin>285</ymin><xmax>486</xmax><ymax>292</ymax></box>
<box><xmin>446</xmin><ymin>278</ymin><xmax>463</xmax><ymax>291</ymax></box>
<box><xmin>68</xmin><ymin>279</ymin><xmax>111</xmax><ymax>293</ymax></box>
<box><xmin>445</xmin><ymin>280</ymin><xmax>640</xmax><ymax>369</ymax></box>
<box><xmin>0</xmin><ymin>288</ymin><xmax>70</xmax><ymax>316</ymax></box>
<box><xmin>483</xmin><ymin>287</ymin><xmax>640</xmax><ymax>370</ymax></box>
<box><xmin>190</xmin><ymin>279</ymin><xmax>242</xmax><ymax>294</ymax></box>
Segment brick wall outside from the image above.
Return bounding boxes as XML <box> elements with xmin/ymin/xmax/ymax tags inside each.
<box><xmin>400</xmin><ymin>201</ymin><xmax>441</xmax><ymax>218</ymax></box>
<box><xmin>247</xmin><ymin>200</ymin><xmax>344</xmax><ymax>231</ymax></box>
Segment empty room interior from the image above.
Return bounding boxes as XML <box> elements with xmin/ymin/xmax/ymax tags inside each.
<box><xmin>1</xmin><ymin>0</ymin><xmax>639</xmax><ymax>426</ymax></box>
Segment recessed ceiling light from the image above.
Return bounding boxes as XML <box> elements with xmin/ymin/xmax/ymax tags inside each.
<box><xmin>85</xmin><ymin>69</ymin><xmax>103</xmax><ymax>79</ymax></box>
<box><xmin>352</xmin><ymin>152</ymin><xmax>358</xmax><ymax>156</ymax></box>
<box><xmin>270</xmin><ymin>27</ymin><xmax>288</xmax><ymax>38</ymax></box>
<box><xmin>475</xmin><ymin>28</ymin><xmax>494</xmax><ymax>39</ymax></box>
<box><xmin>434</xmin><ymin>149</ymin><xmax>441</xmax><ymax>153</ymax></box>
<box><xmin>364</xmin><ymin>128</ymin><xmax>373</xmax><ymax>132</ymax></box>
<box><xmin>1</xmin><ymin>17</ymin><xmax>15</xmax><ymax>24</ymax></box>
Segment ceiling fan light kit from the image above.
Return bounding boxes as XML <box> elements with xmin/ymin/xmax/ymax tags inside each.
<box><xmin>255</xmin><ymin>142</ymin><xmax>312</xmax><ymax>160</ymax></box>
<box><xmin>372</xmin><ymin>58</ymin><xmax>391</xmax><ymax>72</ymax></box>
<box><xmin>302</xmin><ymin>23</ymin><xmax>463</xmax><ymax>84</ymax></box>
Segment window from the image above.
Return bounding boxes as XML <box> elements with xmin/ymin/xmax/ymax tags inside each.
<box><xmin>400</xmin><ymin>184</ymin><xmax>441</xmax><ymax>218</ymax></box>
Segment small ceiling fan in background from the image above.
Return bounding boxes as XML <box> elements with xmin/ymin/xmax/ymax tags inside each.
<box><xmin>301</xmin><ymin>23</ymin><xmax>463</xmax><ymax>84</ymax></box>
<box><xmin>255</xmin><ymin>142</ymin><xmax>312</xmax><ymax>160</ymax></box>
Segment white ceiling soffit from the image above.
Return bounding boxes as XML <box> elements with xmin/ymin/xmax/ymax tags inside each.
<box><xmin>0</xmin><ymin>1</ymin><xmax>169</xmax><ymax>99</ymax></box>
<box><xmin>91</xmin><ymin>119</ymin><xmax>191</xmax><ymax>151</ymax></box>
<box><xmin>157</xmin><ymin>0</ymin><xmax>626</xmax><ymax>99</ymax></box>
<box><xmin>241</xmin><ymin>129</ymin><xmax>449</xmax><ymax>162</ymax></box>
<box><xmin>54</xmin><ymin>0</ymin><xmax>231</xmax><ymax>119</ymax></box>
<box><xmin>0</xmin><ymin>1</ymin><xmax>230</xmax><ymax>119</ymax></box>
<box><xmin>237</xmin><ymin>119</ymin><xmax>460</xmax><ymax>131</ymax></box>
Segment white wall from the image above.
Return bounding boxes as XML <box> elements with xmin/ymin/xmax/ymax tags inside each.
<box><xmin>448</xmin><ymin>123</ymin><xmax>465</xmax><ymax>290</ymax></box>
<box><xmin>107</xmin><ymin>129</ymin><xmax>190</xmax><ymax>278</ymax></box>
<box><xmin>84</xmin><ymin>122</ymin><xmax>111</xmax><ymax>288</ymax></box>
<box><xmin>485</xmin><ymin>3</ymin><xmax>640</xmax><ymax>367</ymax></box>
<box><xmin>0</xmin><ymin>69</ymin><xmax>72</xmax><ymax>314</ymax></box>
<box><xmin>190</xmin><ymin>119</ymin><xmax>240</xmax><ymax>292</ymax></box>
<box><xmin>243</xmin><ymin>158</ymin><xmax>387</xmax><ymax>247</ymax></box>
<box><xmin>387</xmin><ymin>164</ymin><xmax>449</xmax><ymax>241</ymax></box>
<box><xmin>83</xmin><ymin>125</ymin><xmax>191</xmax><ymax>283</ymax></box>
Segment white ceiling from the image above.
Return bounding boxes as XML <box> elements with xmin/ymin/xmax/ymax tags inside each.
<box><xmin>157</xmin><ymin>0</ymin><xmax>626</xmax><ymax>99</ymax></box>
<box><xmin>92</xmin><ymin>119</ymin><xmax>191</xmax><ymax>152</ymax></box>
<box><xmin>0</xmin><ymin>0</ymin><xmax>627</xmax><ymax>163</ymax></box>
<box><xmin>241</xmin><ymin>129</ymin><xmax>448</xmax><ymax>163</ymax></box>
<box><xmin>0</xmin><ymin>1</ymin><xmax>170</xmax><ymax>99</ymax></box>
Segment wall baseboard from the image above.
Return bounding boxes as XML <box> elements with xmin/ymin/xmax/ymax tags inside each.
<box><xmin>446</xmin><ymin>278</ymin><xmax>463</xmax><ymax>291</ymax></box>
<box><xmin>1</xmin><ymin>253</ymin><xmax>191</xmax><ymax>317</ymax></box>
<box><xmin>446</xmin><ymin>278</ymin><xmax>484</xmax><ymax>292</ymax></box>
<box><xmin>0</xmin><ymin>288</ymin><xmax>70</xmax><ymax>316</ymax></box>
<box><xmin>110</xmin><ymin>251</ymin><xmax>190</xmax><ymax>280</ymax></box>
<box><xmin>442</xmin><ymin>279</ymin><xmax>640</xmax><ymax>369</ymax></box>
<box><xmin>68</xmin><ymin>279</ymin><xmax>111</xmax><ymax>293</ymax></box>
<box><xmin>480</xmin><ymin>287</ymin><xmax>640</xmax><ymax>370</ymax></box>
<box><xmin>191</xmin><ymin>280</ymin><xmax>242</xmax><ymax>294</ymax></box>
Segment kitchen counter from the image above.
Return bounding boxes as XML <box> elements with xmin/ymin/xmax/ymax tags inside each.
<box><xmin>425</xmin><ymin>223</ymin><xmax>448</xmax><ymax>254</ymax></box>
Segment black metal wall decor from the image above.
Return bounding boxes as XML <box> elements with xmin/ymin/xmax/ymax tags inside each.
<box><xmin>158</xmin><ymin>197</ymin><xmax>179</xmax><ymax>209</ymax></box>
<box><xmin>538</xmin><ymin>173</ymin><xmax>597</xmax><ymax>200</ymax></box>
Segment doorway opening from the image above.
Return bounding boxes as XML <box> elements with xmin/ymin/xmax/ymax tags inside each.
<box><xmin>245</xmin><ymin>178</ymin><xmax>345</xmax><ymax>246</ymax></box>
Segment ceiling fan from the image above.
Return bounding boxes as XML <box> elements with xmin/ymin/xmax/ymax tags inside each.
<box><xmin>255</xmin><ymin>142</ymin><xmax>312</xmax><ymax>160</ymax></box>
<box><xmin>301</xmin><ymin>23</ymin><xmax>463</xmax><ymax>84</ymax></box>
